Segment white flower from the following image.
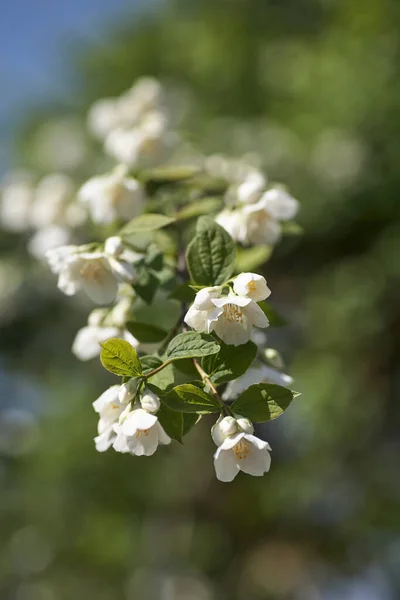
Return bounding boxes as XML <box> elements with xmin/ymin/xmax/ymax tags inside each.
<box><xmin>46</xmin><ymin>247</ymin><xmax>119</xmax><ymax>304</ymax></box>
<box><xmin>233</xmin><ymin>273</ymin><xmax>271</xmax><ymax>302</ymax></box>
<box><xmin>185</xmin><ymin>290</ymin><xmax>269</xmax><ymax>346</ymax></box>
<box><xmin>118</xmin><ymin>378</ymin><xmax>139</xmax><ymax>404</ymax></box>
<box><xmin>212</xmin><ymin>416</ymin><xmax>271</xmax><ymax>482</ymax></box>
<box><xmin>30</xmin><ymin>173</ymin><xmax>74</xmax><ymax>228</ymax></box>
<box><xmin>217</xmin><ymin>186</ymin><xmax>299</xmax><ymax>247</ymax></box>
<box><xmin>222</xmin><ymin>363</ymin><xmax>294</xmax><ymax>401</ymax></box>
<box><xmin>140</xmin><ymin>389</ymin><xmax>160</xmax><ymax>414</ymax></box>
<box><xmin>78</xmin><ymin>166</ymin><xmax>144</xmax><ymax>225</ymax></box>
<box><xmin>93</xmin><ymin>385</ymin><xmax>128</xmax><ymax>452</ymax></box>
<box><xmin>113</xmin><ymin>407</ymin><xmax>171</xmax><ymax>456</ymax></box>
<box><xmin>27</xmin><ymin>225</ymin><xmax>71</xmax><ymax>260</ymax></box>
<box><xmin>231</xmin><ymin>171</ymin><xmax>267</xmax><ymax>205</ymax></box>
<box><xmin>72</xmin><ymin>307</ymin><xmax>139</xmax><ymax>361</ymax></box>
<box><xmin>215</xmin><ymin>209</ymin><xmax>245</xmax><ymax>241</ymax></box>
<box><xmin>87</xmin><ymin>98</ymin><xmax>122</xmax><ymax>139</ymax></box>
<box><xmin>105</xmin><ymin>112</ymin><xmax>176</xmax><ymax>168</ymax></box>
<box><xmin>0</xmin><ymin>174</ymin><xmax>35</xmax><ymax>232</ymax></box>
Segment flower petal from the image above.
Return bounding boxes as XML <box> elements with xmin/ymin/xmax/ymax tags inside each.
<box><xmin>122</xmin><ymin>409</ymin><xmax>158</xmax><ymax>436</ymax></box>
<box><xmin>214</xmin><ymin>447</ymin><xmax>240</xmax><ymax>482</ymax></box>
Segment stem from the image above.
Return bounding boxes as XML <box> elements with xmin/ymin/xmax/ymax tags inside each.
<box><xmin>144</xmin><ymin>359</ymin><xmax>173</xmax><ymax>379</ymax></box>
<box><xmin>193</xmin><ymin>359</ymin><xmax>220</xmax><ymax>399</ymax></box>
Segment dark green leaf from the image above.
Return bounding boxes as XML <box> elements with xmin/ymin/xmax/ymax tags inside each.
<box><xmin>231</xmin><ymin>383</ymin><xmax>298</xmax><ymax>422</ymax></box>
<box><xmin>140</xmin><ymin>355</ymin><xmax>163</xmax><ymax>373</ymax></box>
<box><xmin>126</xmin><ymin>321</ymin><xmax>168</xmax><ymax>343</ymax></box>
<box><xmin>258</xmin><ymin>302</ymin><xmax>287</xmax><ymax>327</ymax></box>
<box><xmin>165</xmin><ymin>331</ymin><xmax>220</xmax><ymax>361</ymax></box>
<box><xmin>165</xmin><ymin>384</ymin><xmax>221</xmax><ymax>413</ymax></box>
<box><xmin>183</xmin><ymin>413</ymin><xmax>202</xmax><ymax>436</ymax></box>
<box><xmin>134</xmin><ymin>267</ymin><xmax>160</xmax><ymax>304</ymax></box>
<box><xmin>186</xmin><ymin>216</ymin><xmax>236</xmax><ymax>286</ymax></box>
<box><xmin>100</xmin><ymin>338</ymin><xmax>142</xmax><ymax>377</ymax></box>
<box><xmin>168</xmin><ymin>282</ymin><xmax>196</xmax><ymax>303</ymax></box>
<box><xmin>157</xmin><ymin>403</ymin><xmax>183</xmax><ymax>443</ymax></box>
<box><xmin>202</xmin><ymin>340</ymin><xmax>258</xmax><ymax>384</ymax></box>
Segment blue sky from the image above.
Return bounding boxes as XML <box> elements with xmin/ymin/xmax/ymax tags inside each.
<box><xmin>0</xmin><ymin>0</ymin><xmax>159</xmax><ymax>173</ymax></box>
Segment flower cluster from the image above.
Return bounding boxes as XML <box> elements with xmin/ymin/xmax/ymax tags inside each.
<box><xmin>184</xmin><ymin>273</ymin><xmax>271</xmax><ymax>346</ymax></box>
<box><xmin>0</xmin><ymin>76</ymin><xmax>301</xmax><ymax>482</ymax></box>
<box><xmin>216</xmin><ymin>170</ymin><xmax>299</xmax><ymax>246</ymax></box>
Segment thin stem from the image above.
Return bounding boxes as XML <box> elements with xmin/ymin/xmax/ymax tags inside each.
<box><xmin>144</xmin><ymin>359</ymin><xmax>173</xmax><ymax>379</ymax></box>
<box><xmin>193</xmin><ymin>359</ymin><xmax>220</xmax><ymax>399</ymax></box>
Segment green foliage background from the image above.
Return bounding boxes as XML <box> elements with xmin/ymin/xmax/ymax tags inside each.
<box><xmin>2</xmin><ymin>0</ymin><xmax>400</xmax><ymax>598</ymax></box>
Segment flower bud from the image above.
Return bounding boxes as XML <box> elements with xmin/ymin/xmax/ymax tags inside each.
<box><xmin>105</xmin><ymin>236</ymin><xmax>124</xmax><ymax>257</ymax></box>
<box><xmin>236</xmin><ymin>417</ymin><xmax>254</xmax><ymax>435</ymax></box>
<box><xmin>194</xmin><ymin>286</ymin><xmax>220</xmax><ymax>310</ymax></box>
<box><xmin>119</xmin><ymin>379</ymin><xmax>138</xmax><ymax>404</ymax></box>
<box><xmin>262</xmin><ymin>348</ymin><xmax>284</xmax><ymax>370</ymax></box>
<box><xmin>88</xmin><ymin>308</ymin><xmax>108</xmax><ymax>327</ymax></box>
<box><xmin>212</xmin><ymin>416</ymin><xmax>238</xmax><ymax>446</ymax></box>
<box><xmin>140</xmin><ymin>389</ymin><xmax>160</xmax><ymax>414</ymax></box>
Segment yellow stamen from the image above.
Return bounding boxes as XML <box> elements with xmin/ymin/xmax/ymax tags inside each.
<box><xmin>247</xmin><ymin>280</ymin><xmax>257</xmax><ymax>292</ymax></box>
<box><xmin>223</xmin><ymin>303</ymin><xmax>244</xmax><ymax>324</ymax></box>
<box><xmin>80</xmin><ymin>261</ymin><xmax>103</xmax><ymax>282</ymax></box>
<box><xmin>135</xmin><ymin>428</ymin><xmax>150</xmax><ymax>438</ymax></box>
<box><xmin>233</xmin><ymin>438</ymin><xmax>250</xmax><ymax>460</ymax></box>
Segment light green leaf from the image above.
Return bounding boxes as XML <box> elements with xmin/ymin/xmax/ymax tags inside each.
<box><xmin>165</xmin><ymin>331</ymin><xmax>220</xmax><ymax>361</ymax></box>
<box><xmin>165</xmin><ymin>384</ymin><xmax>221</xmax><ymax>413</ymax></box>
<box><xmin>142</xmin><ymin>165</ymin><xmax>201</xmax><ymax>183</ymax></box>
<box><xmin>231</xmin><ymin>383</ymin><xmax>298</xmax><ymax>422</ymax></box>
<box><xmin>141</xmin><ymin>357</ymin><xmax>175</xmax><ymax>390</ymax></box>
<box><xmin>236</xmin><ymin>245</ymin><xmax>273</xmax><ymax>272</ymax></box>
<box><xmin>202</xmin><ymin>340</ymin><xmax>257</xmax><ymax>384</ymax></box>
<box><xmin>186</xmin><ymin>216</ymin><xmax>236</xmax><ymax>286</ymax></box>
<box><xmin>126</xmin><ymin>322</ymin><xmax>168</xmax><ymax>343</ymax></box>
<box><xmin>100</xmin><ymin>338</ymin><xmax>142</xmax><ymax>377</ymax></box>
<box><xmin>281</xmin><ymin>221</ymin><xmax>303</xmax><ymax>235</ymax></box>
<box><xmin>177</xmin><ymin>197</ymin><xmax>223</xmax><ymax>220</ymax></box>
<box><xmin>120</xmin><ymin>213</ymin><xmax>176</xmax><ymax>236</ymax></box>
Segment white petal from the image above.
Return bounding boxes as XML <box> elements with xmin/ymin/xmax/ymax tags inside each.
<box><xmin>233</xmin><ymin>273</ymin><xmax>271</xmax><ymax>302</ymax></box>
<box><xmin>211</xmin><ymin>294</ymin><xmax>253</xmax><ymax>309</ymax></box>
<box><xmin>244</xmin><ymin>301</ymin><xmax>270</xmax><ymax>329</ymax></box>
<box><xmin>240</xmin><ymin>444</ymin><xmax>271</xmax><ymax>476</ymax></box>
<box><xmin>213</xmin><ymin>319</ymin><xmax>252</xmax><ymax>346</ymax></box>
<box><xmin>193</xmin><ymin>287</ymin><xmax>221</xmax><ymax>310</ymax></box>
<box><xmin>260</xmin><ymin>188</ymin><xmax>299</xmax><ymax>221</ymax></box>
<box><xmin>113</xmin><ymin>428</ymin><xmax>130</xmax><ymax>453</ymax></box>
<box><xmin>82</xmin><ymin>266</ymin><xmax>118</xmax><ymax>304</ymax></box>
<box><xmin>245</xmin><ymin>433</ymin><xmax>271</xmax><ymax>451</ymax></box>
<box><xmin>122</xmin><ymin>409</ymin><xmax>158</xmax><ymax>436</ymax></box>
<box><xmin>72</xmin><ymin>325</ymin><xmax>120</xmax><ymax>361</ymax></box>
<box><xmin>93</xmin><ymin>385</ymin><xmax>121</xmax><ymax>413</ymax></box>
<box><xmin>214</xmin><ymin>447</ymin><xmax>240</xmax><ymax>482</ymax></box>
<box><xmin>184</xmin><ymin>306</ymin><xmax>209</xmax><ymax>332</ymax></box>
<box><xmin>94</xmin><ymin>427</ymin><xmax>115</xmax><ymax>452</ymax></box>
<box><xmin>127</xmin><ymin>425</ymin><xmax>159</xmax><ymax>456</ymax></box>
<box><xmin>219</xmin><ymin>432</ymin><xmax>245</xmax><ymax>451</ymax></box>
<box><xmin>156</xmin><ymin>422</ymin><xmax>171</xmax><ymax>445</ymax></box>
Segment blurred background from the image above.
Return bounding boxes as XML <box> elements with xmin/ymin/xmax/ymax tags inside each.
<box><xmin>1</xmin><ymin>0</ymin><xmax>400</xmax><ymax>599</ymax></box>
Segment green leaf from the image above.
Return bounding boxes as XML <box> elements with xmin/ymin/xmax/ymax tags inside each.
<box><xmin>281</xmin><ymin>221</ymin><xmax>303</xmax><ymax>235</ymax></box>
<box><xmin>165</xmin><ymin>384</ymin><xmax>221</xmax><ymax>413</ymax></box>
<box><xmin>157</xmin><ymin>403</ymin><xmax>183</xmax><ymax>443</ymax></box>
<box><xmin>258</xmin><ymin>302</ymin><xmax>287</xmax><ymax>327</ymax></box>
<box><xmin>231</xmin><ymin>383</ymin><xmax>298</xmax><ymax>422</ymax></box>
<box><xmin>168</xmin><ymin>282</ymin><xmax>196</xmax><ymax>303</ymax></box>
<box><xmin>236</xmin><ymin>245</ymin><xmax>273</xmax><ymax>272</ymax></box>
<box><xmin>120</xmin><ymin>213</ymin><xmax>176</xmax><ymax>236</ymax></box>
<box><xmin>186</xmin><ymin>216</ymin><xmax>236</xmax><ymax>286</ymax></box>
<box><xmin>140</xmin><ymin>355</ymin><xmax>163</xmax><ymax>373</ymax></box>
<box><xmin>142</xmin><ymin>165</ymin><xmax>201</xmax><ymax>183</ymax></box>
<box><xmin>183</xmin><ymin>413</ymin><xmax>201</xmax><ymax>436</ymax></box>
<box><xmin>134</xmin><ymin>267</ymin><xmax>160</xmax><ymax>304</ymax></box>
<box><xmin>202</xmin><ymin>340</ymin><xmax>258</xmax><ymax>384</ymax></box>
<box><xmin>141</xmin><ymin>357</ymin><xmax>175</xmax><ymax>390</ymax></box>
<box><xmin>100</xmin><ymin>338</ymin><xmax>142</xmax><ymax>377</ymax></box>
<box><xmin>148</xmin><ymin>363</ymin><xmax>175</xmax><ymax>391</ymax></box>
<box><xmin>126</xmin><ymin>322</ymin><xmax>168</xmax><ymax>343</ymax></box>
<box><xmin>165</xmin><ymin>331</ymin><xmax>220</xmax><ymax>361</ymax></box>
<box><xmin>177</xmin><ymin>197</ymin><xmax>223</xmax><ymax>220</ymax></box>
